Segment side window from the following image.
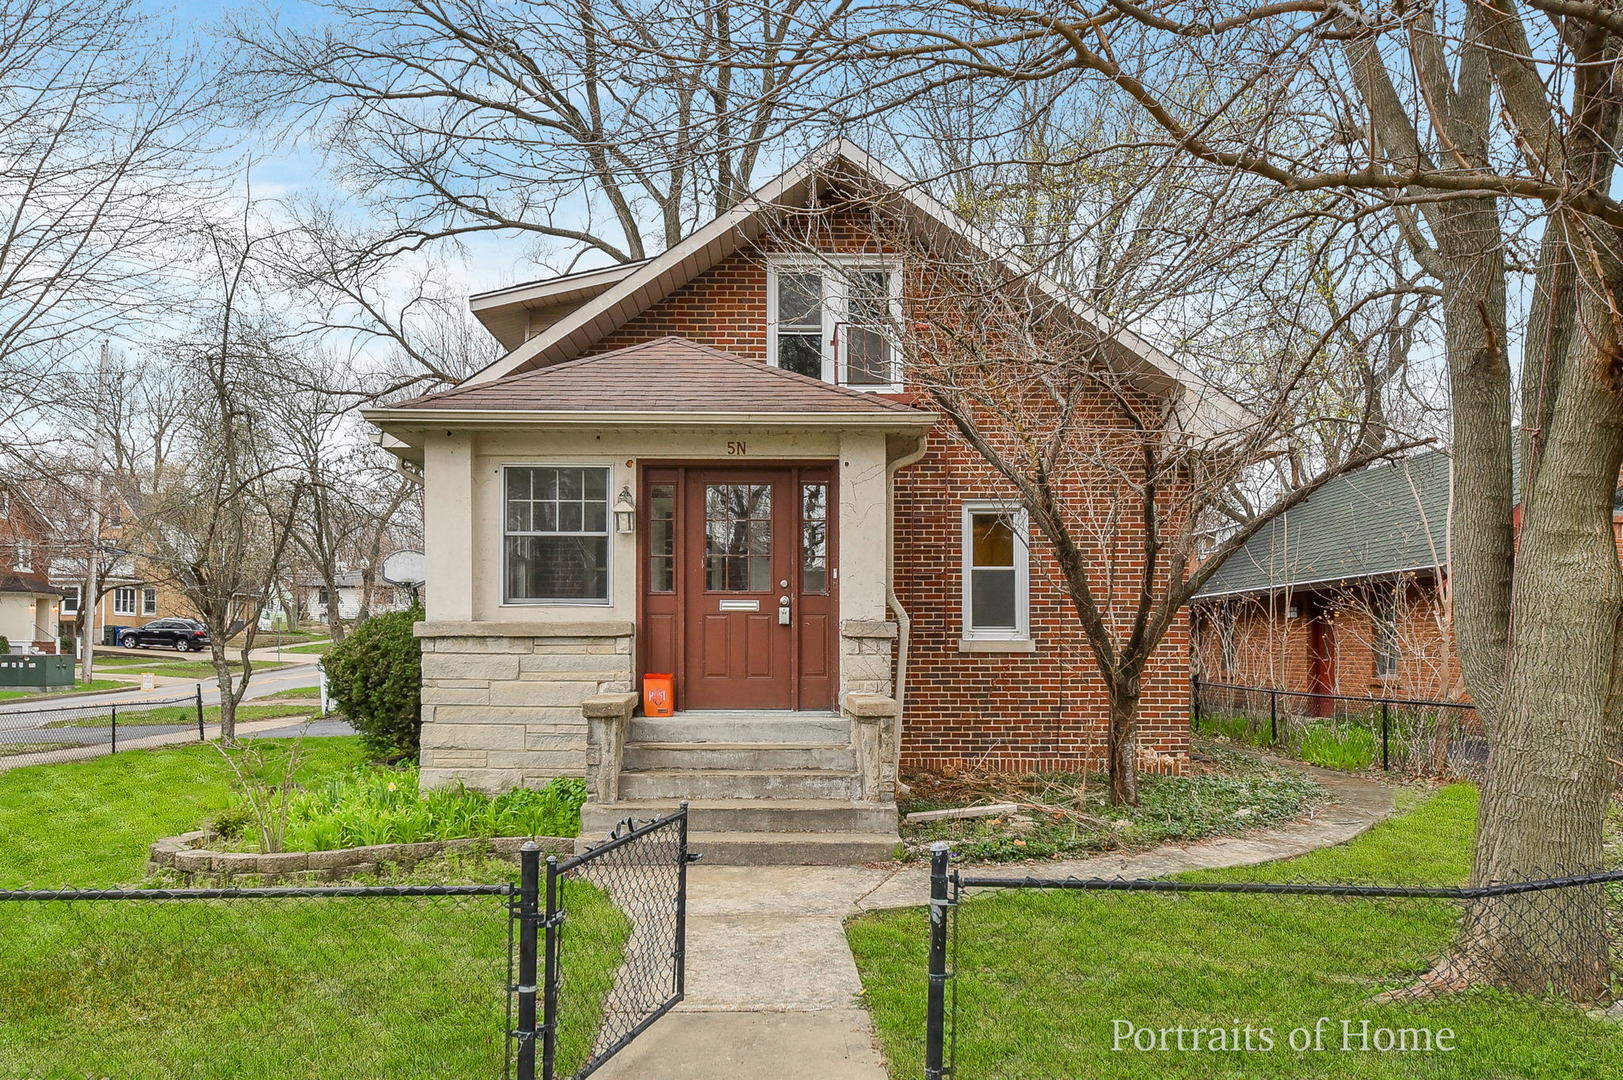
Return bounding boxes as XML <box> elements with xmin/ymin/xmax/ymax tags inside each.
<box><xmin>961</xmin><ymin>503</ymin><xmax>1029</xmax><ymax>640</ymax></box>
<box><xmin>142</xmin><ymin>587</ymin><xmax>158</xmax><ymax>616</ymax></box>
<box><xmin>113</xmin><ymin>587</ymin><xmax>137</xmax><ymax>616</ymax></box>
<box><xmin>1374</xmin><ymin>590</ymin><xmax>1400</xmax><ymax>678</ymax></box>
<box><xmin>504</xmin><ymin>465</ymin><xmax>612</xmax><ymax>603</ymax></box>
<box><xmin>61</xmin><ymin>585</ymin><xmax>81</xmax><ymax>615</ymax></box>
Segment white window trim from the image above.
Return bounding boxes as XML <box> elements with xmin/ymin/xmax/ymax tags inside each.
<box><xmin>500</xmin><ymin>462</ymin><xmax>616</xmax><ymax>607</ymax></box>
<box><xmin>959</xmin><ymin>501</ymin><xmax>1031</xmax><ymax>645</ymax></box>
<box><xmin>113</xmin><ymin>586</ymin><xmax>138</xmax><ymax>616</ymax></box>
<box><xmin>766</xmin><ymin>255</ymin><xmax>904</xmax><ymax>393</ymax></box>
<box><xmin>141</xmin><ymin>587</ymin><xmax>158</xmax><ymax>615</ymax></box>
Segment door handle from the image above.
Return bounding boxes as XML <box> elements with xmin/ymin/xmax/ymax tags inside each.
<box><xmin>777</xmin><ymin>595</ymin><xmax>791</xmax><ymax>626</ymax></box>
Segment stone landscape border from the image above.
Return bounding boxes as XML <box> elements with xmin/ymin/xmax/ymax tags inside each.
<box><xmin>150</xmin><ymin>830</ymin><xmax>575</xmax><ymax>882</ymax></box>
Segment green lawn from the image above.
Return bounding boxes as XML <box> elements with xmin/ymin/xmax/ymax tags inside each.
<box><xmin>848</xmin><ymin>786</ymin><xmax>1623</xmax><ymax>1079</ymax></box>
<box><xmin>43</xmin><ymin>702</ymin><xmax>322</xmax><ymax>728</ymax></box>
<box><xmin>0</xmin><ymin>741</ymin><xmax>77</xmax><ymax>758</ymax></box>
<box><xmin>0</xmin><ymin>738</ymin><xmax>631</xmax><ymax>1078</ymax></box>
<box><xmin>282</xmin><ymin>640</ymin><xmax>333</xmax><ymax>655</ymax></box>
<box><xmin>261</xmin><ymin>684</ymin><xmax>321</xmax><ymax>700</ymax></box>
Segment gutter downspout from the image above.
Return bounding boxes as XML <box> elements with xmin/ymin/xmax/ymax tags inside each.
<box><xmin>887</xmin><ymin>433</ymin><xmax>931</xmax><ymax>715</ymax></box>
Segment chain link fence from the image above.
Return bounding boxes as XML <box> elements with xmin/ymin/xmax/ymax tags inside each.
<box><xmin>923</xmin><ymin>846</ymin><xmax>1623</xmax><ymax>1080</ymax></box>
<box><xmin>533</xmin><ymin>805</ymin><xmax>693</xmax><ymax>1080</ymax></box>
<box><xmin>1192</xmin><ymin>677</ymin><xmax>1485</xmax><ymax>778</ymax></box>
<box><xmin>0</xmin><ymin>685</ymin><xmax>205</xmax><ymax>770</ymax></box>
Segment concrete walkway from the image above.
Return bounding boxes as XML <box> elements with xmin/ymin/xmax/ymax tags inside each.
<box><xmin>594</xmin><ymin>765</ymin><xmax>1396</xmax><ymax>1080</ymax></box>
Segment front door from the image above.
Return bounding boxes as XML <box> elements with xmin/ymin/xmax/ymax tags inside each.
<box><xmin>1308</xmin><ymin>614</ymin><xmax>1336</xmax><ymax>717</ymax></box>
<box><xmin>640</xmin><ymin>465</ymin><xmax>836</xmax><ymax>711</ymax></box>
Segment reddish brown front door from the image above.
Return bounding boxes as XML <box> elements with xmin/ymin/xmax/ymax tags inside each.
<box><xmin>1308</xmin><ymin>615</ymin><xmax>1336</xmax><ymax>717</ymax></box>
<box><xmin>639</xmin><ymin>465</ymin><xmax>837</xmax><ymax>711</ymax></box>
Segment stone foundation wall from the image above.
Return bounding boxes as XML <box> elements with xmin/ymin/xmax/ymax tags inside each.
<box><xmin>416</xmin><ymin>620</ymin><xmax>634</xmax><ymax>793</ymax></box>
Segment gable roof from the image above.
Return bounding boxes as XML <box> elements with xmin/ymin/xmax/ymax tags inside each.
<box><xmin>1194</xmin><ymin>451</ymin><xmax>1453</xmax><ymax>599</ymax></box>
<box><xmin>381</xmin><ymin>336</ymin><xmax>930</xmax><ymax>418</ymax></box>
<box><xmin>458</xmin><ymin>140</ymin><xmax>1249</xmax><ymax>435</ymax></box>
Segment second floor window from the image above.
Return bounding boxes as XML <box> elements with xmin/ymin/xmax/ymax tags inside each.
<box><xmin>13</xmin><ymin>539</ymin><xmax>31</xmax><ymax>573</ymax></box>
<box><xmin>768</xmin><ymin>261</ymin><xmax>900</xmax><ymax>390</ymax></box>
<box><xmin>61</xmin><ymin>584</ymin><xmax>80</xmax><ymax>615</ymax></box>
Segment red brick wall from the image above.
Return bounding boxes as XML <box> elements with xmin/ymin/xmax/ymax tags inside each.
<box><xmin>1194</xmin><ymin>576</ymin><xmax>1465</xmax><ymax>704</ymax></box>
<box><xmin>588</xmin><ymin>203</ymin><xmax>1193</xmax><ymax>772</ymax></box>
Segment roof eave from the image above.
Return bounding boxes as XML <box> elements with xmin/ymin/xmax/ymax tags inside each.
<box><xmin>1191</xmin><ymin>562</ymin><xmax>1447</xmax><ymax>602</ymax></box>
<box><xmin>363</xmin><ymin>407</ymin><xmax>938</xmax><ymax>433</ymax></box>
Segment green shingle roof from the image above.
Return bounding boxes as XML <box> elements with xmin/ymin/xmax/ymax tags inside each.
<box><xmin>1194</xmin><ymin>451</ymin><xmax>1452</xmax><ymax>599</ymax></box>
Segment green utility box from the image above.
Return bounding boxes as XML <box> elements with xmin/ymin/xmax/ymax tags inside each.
<box><xmin>0</xmin><ymin>654</ymin><xmax>74</xmax><ymax>688</ymax></box>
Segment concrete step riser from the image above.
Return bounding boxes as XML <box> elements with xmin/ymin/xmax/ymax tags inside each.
<box><xmin>581</xmin><ymin>803</ymin><xmax>898</xmax><ymax>835</ymax></box>
<box><xmin>629</xmin><ymin>718</ymin><xmax>850</xmax><ymax>745</ymax></box>
<box><xmin>618</xmin><ymin>771</ymin><xmax>860</xmax><ymax>801</ymax></box>
<box><xmin>571</xmin><ymin>833</ymin><xmax>898</xmax><ymax>865</ymax></box>
<box><xmin>621</xmin><ymin>745</ymin><xmax>856</xmax><ymax>771</ymax></box>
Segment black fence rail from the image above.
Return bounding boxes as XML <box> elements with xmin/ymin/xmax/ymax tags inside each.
<box><xmin>924</xmin><ymin>845</ymin><xmax>1623</xmax><ymax>1080</ymax></box>
<box><xmin>0</xmin><ymin>685</ymin><xmax>205</xmax><ymax>769</ymax></box>
<box><xmin>520</xmin><ymin>804</ymin><xmax>694</xmax><ymax>1080</ymax></box>
<box><xmin>1192</xmin><ymin>676</ymin><xmax>1484</xmax><ymax>778</ymax></box>
<box><xmin>0</xmin><ymin>881</ymin><xmax>516</xmax><ymax>1078</ymax></box>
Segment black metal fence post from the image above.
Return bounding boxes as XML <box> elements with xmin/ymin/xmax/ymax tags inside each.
<box><xmin>514</xmin><ymin>842</ymin><xmax>540</xmax><ymax>1080</ymax></box>
<box><xmin>541</xmin><ymin>853</ymin><xmax>561</xmax><ymax>1080</ymax></box>
<box><xmin>925</xmin><ymin>841</ymin><xmax>952</xmax><ymax>1080</ymax></box>
<box><xmin>1191</xmin><ymin>675</ymin><xmax>1202</xmax><ymax>732</ymax></box>
<box><xmin>1269</xmin><ymin>688</ymin><xmax>1278</xmax><ymax>744</ymax></box>
<box><xmin>1381</xmin><ymin>701</ymin><xmax>1390</xmax><ymax>771</ymax></box>
<box><xmin>110</xmin><ymin>703</ymin><xmax>117</xmax><ymax>755</ymax></box>
<box><xmin>674</xmin><ymin>801</ymin><xmax>690</xmax><ymax>1000</ymax></box>
<box><xmin>196</xmin><ymin>683</ymin><xmax>205</xmax><ymax>742</ymax></box>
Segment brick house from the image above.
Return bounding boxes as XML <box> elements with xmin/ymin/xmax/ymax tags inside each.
<box><xmin>0</xmin><ymin>480</ymin><xmax>63</xmax><ymax>652</ymax></box>
<box><xmin>365</xmin><ymin>142</ymin><xmax>1242</xmax><ymax>861</ymax></box>
<box><xmin>1191</xmin><ymin>451</ymin><xmax>1464</xmax><ymax>707</ymax></box>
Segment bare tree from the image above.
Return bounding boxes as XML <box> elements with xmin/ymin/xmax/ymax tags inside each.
<box><xmin>818</xmin><ymin>0</ymin><xmax>1623</xmax><ymax>999</ymax></box>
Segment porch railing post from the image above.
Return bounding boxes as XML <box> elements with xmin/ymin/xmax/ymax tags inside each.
<box><xmin>925</xmin><ymin>841</ymin><xmax>952</xmax><ymax>1080</ymax></box>
<box><xmin>515</xmin><ymin>842</ymin><xmax>540</xmax><ymax>1080</ymax></box>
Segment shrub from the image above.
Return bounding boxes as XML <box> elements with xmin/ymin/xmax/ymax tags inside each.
<box><xmin>321</xmin><ymin>604</ymin><xmax>423</xmax><ymax>757</ymax></box>
<box><xmin>0</xmin><ymin>635</ymin><xmax>10</xmax><ymax>655</ymax></box>
<box><xmin>263</xmin><ymin>766</ymin><xmax>587</xmax><ymax>852</ymax></box>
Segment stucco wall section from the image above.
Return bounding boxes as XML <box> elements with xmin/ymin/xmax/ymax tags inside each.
<box><xmin>416</xmin><ymin>621</ymin><xmax>633</xmax><ymax>793</ymax></box>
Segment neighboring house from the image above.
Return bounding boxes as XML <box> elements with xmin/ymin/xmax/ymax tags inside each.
<box><xmin>295</xmin><ymin>571</ymin><xmax>414</xmax><ymax>623</ymax></box>
<box><xmin>365</xmin><ymin>142</ymin><xmax>1240</xmax><ymax>860</ymax></box>
<box><xmin>1191</xmin><ymin>451</ymin><xmax>1463</xmax><ymax>706</ymax></box>
<box><xmin>49</xmin><ymin>495</ymin><xmax>195</xmax><ymax>640</ymax></box>
<box><xmin>0</xmin><ymin>481</ymin><xmax>63</xmax><ymax>652</ymax></box>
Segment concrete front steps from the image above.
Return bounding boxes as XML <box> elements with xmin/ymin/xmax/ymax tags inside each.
<box><xmin>578</xmin><ymin>711</ymin><xmax>900</xmax><ymax>865</ymax></box>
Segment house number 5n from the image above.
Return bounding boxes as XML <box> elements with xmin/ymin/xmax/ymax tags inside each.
<box><xmin>726</xmin><ymin>441</ymin><xmax>747</xmax><ymax>456</ymax></box>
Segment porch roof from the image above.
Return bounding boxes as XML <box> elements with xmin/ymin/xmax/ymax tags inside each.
<box><xmin>370</xmin><ymin>336</ymin><xmax>936</xmax><ymax>423</ymax></box>
<box><xmin>0</xmin><ymin>571</ymin><xmax>63</xmax><ymax>597</ymax></box>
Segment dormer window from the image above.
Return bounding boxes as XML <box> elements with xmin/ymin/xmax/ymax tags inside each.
<box><xmin>768</xmin><ymin>258</ymin><xmax>901</xmax><ymax>391</ymax></box>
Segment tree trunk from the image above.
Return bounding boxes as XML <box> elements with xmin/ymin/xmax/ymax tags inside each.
<box><xmin>1106</xmin><ymin>676</ymin><xmax>1142</xmax><ymax>806</ymax></box>
<box><xmin>211</xmin><ymin>643</ymin><xmax>236</xmax><ymax>744</ymax></box>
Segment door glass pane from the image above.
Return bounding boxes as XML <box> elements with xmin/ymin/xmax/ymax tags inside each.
<box><xmin>705</xmin><ymin>484</ymin><xmax>772</xmax><ymax>591</ymax></box>
<box><xmin>801</xmin><ymin>483</ymin><xmax>828</xmax><ymax>594</ymax></box>
<box><xmin>970</xmin><ymin>568</ymin><xmax>1017</xmax><ymax>629</ymax></box>
<box><xmin>648</xmin><ymin>483</ymin><xmax>675</xmax><ymax>593</ymax></box>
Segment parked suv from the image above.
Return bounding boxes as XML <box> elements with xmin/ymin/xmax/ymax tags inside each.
<box><xmin>119</xmin><ymin>618</ymin><xmax>210</xmax><ymax>652</ymax></box>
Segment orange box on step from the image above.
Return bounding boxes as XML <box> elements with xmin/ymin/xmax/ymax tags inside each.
<box><xmin>643</xmin><ymin>673</ymin><xmax>675</xmax><ymax>717</ymax></box>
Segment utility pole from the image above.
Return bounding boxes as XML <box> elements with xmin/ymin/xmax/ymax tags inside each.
<box><xmin>79</xmin><ymin>342</ymin><xmax>108</xmax><ymax>685</ymax></box>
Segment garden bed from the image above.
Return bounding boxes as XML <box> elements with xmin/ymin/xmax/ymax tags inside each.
<box><xmin>150</xmin><ymin>829</ymin><xmax>574</xmax><ymax>882</ymax></box>
<box><xmin>898</xmin><ymin>745</ymin><xmax>1327</xmax><ymax>862</ymax></box>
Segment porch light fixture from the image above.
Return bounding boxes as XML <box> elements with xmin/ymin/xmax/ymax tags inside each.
<box><xmin>614</xmin><ymin>487</ymin><xmax>636</xmax><ymax>534</ymax></box>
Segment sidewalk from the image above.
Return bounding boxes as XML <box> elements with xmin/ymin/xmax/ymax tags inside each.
<box><xmin>593</xmin><ymin>765</ymin><xmax>1397</xmax><ymax>1080</ymax></box>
